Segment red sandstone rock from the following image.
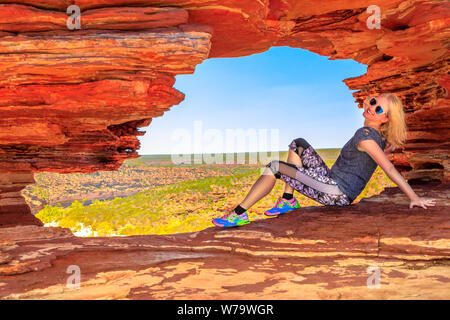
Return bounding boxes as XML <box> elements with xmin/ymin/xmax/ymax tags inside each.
<box><xmin>0</xmin><ymin>171</ymin><xmax>42</xmax><ymax>227</ymax></box>
<box><xmin>0</xmin><ymin>1</ymin><xmax>448</xmax><ymax>223</ymax></box>
<box><xmin>0</xmin><ymin>4</ymin><xmax>188</xmax><ymax>32</ymax></box>
<box><xmin>0</xmin><ymin>185</ymin><xmax>448</xmax><ymax>299</ymax></box>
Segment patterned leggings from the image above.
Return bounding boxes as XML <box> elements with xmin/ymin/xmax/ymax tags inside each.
<box><xmin>265</xmin><ymin>138</ymin><xmax>351</xmax><ymax>206</ymax></box>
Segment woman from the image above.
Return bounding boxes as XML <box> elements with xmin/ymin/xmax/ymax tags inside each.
<box><xmin>212</xmin><ymin>93</ymin><xmax>437</xmax><ymax>228</ymax></box>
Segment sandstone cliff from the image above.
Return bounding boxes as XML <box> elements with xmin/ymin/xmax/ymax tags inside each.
<box><xmin>0</xmin><ymin>0</ymin><xmax>448</xmax><ymax>299</ymax></box>
<box><xmin>0</xmin><ymin>0</ymin><xmax>448</xmax><ymax>224</ymax></box>
<box><xmin>0</xmin><ymin>184</ymin><xmax>448</xmax><ymax>299</ymax></box>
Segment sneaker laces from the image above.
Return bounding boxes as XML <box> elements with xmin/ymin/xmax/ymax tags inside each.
<box><xmin>220</xmin><ymin>208</ymin><xmax>238</xmax><ymax>219</ymax></box>
<box><xmin>275</xmin><ymin>197</ymin><xmax>289</xmax><ymax>208</ymax></box>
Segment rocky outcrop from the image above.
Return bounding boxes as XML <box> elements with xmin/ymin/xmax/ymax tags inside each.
<box><xmin>0</xmin><ymin>171</ymin><xmax>43</xmax><ymax>227</ymax></box>
<box><xmin>0</xmin><ymin>184</ymin><xmax>448</xmax><ymax>299</ymax></box>
<box><xmin>0</xmin><ymin>2</ymin><xmax>448</xmax><ymax>222</ymax></box>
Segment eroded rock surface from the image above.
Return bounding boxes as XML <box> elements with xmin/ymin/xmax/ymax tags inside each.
<box><xmin>0</xmin><ymin>0</ymin><xmax>448</xmax><ymax>223</ymax></box>
<box><xmin>0</xmin><ymin>184</ymin><xmax>448</xmax><ymax>299</ymax></box>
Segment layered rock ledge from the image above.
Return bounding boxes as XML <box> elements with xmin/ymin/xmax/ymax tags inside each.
<box><xmin>0</xmin><ymin>0</ymin><xmax>448</xmax><ymax>223</ymax></box>
<box><xmin>0</xmin><ymin>184</ymin><xmax>448</xmax><ymax>299</ymax></box>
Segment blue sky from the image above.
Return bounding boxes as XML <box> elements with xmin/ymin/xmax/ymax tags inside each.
<box><xmin>138</xmin><ymin>46</ymin><xmax>367</xmax><ymax>155</ymax></box>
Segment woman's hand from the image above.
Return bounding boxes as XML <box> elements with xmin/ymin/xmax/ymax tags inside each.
<box><xmin>409</xmin><ymin>197</ymin><xmax>437</xmax><ymax>209</ymax></box>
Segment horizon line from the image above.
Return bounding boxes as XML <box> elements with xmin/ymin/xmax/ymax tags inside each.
<box><xmin>138</xmin><ymin>147</ymin><xmax>341</xmax><ymax>156</ymax></box>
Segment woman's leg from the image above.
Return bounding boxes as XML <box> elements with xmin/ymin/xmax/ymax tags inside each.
<box><xmin>267</xmin><ymin>160</ymin><xmax>351</xmax><ymax>206</ymax></box>
<box><xmin>238</xmin><ymin>140</ymin><xmax>306</xmax><ymax>210</ymax></box>
<box><xmin>265</xmin><ymin>138</ymin><xmax>351</xmax><ymax>207</ymax></box>
<box><xmin>211</xmin><ymin>165</ymin><xmax>279</xmax><ymax>227</ymax></box>
<box><xmin>284</xmin><ymin>147</ymin><xmax>303</xmax><ymax>194</ymax></box>
<box><xmin>238</xmin><ymin>166</ymin><xmax>277</xmax><ymax>210</ymax></box>
<box><xmin>235</xmin><ymin>137</ymin><xmax>334</xmax><ymax>212</ymax></box>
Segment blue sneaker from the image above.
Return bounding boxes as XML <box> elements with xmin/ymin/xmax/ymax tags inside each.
<box><xmin>265</xmin><ymin>197</ymin><xmax>300</xmax><ymax>216</ymax></box>
<box><xmin>212</xmin><ymin>209</ymin><xmax>250</xmax><ymax>227</ymax></box>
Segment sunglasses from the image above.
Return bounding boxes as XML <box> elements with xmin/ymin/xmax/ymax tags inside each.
<box><xmin>369</xmin><ymin>97</ymin><xmax>385</xmax><ymax>114</ymax></box>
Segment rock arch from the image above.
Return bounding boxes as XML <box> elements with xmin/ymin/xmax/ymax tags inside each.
<box><xmin>0</xmin><ymin>0</ymin><xmax>448</xmax><ymax>225</ymax></box>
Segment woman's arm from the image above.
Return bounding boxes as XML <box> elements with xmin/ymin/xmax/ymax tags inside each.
<box><xmin>383</xmin><ymin>141</ymin><xmax>396</xmax><ymax>155</ymax></box>
<box><xmin>383</xmin><ymin>165</ymin><xmax>419</xmax><ymax>201</ymax></box>
<box><xmin>358</xmin><ymin>139</ymin><xmax>437</xmax><ymax>209</ymax></box>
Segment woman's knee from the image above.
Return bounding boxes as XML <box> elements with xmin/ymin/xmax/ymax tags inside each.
<box><xmin>266</xmin><ymin>160</ymin><xmax>299</xmax><ymax>179</ymax></box>
<box><xmin>290</xmin><ymin>138</ymin><xmax>311</xmax><ymax>156</ymax></box>
<box><xmin>292</xmin><ymin>138</ymin><xmax>311</xmax><ymax>150</ymax></box>
<box><xmin>265</xmin><ymin>160</ymin><xmax>281</xmax><ymax>178</ymax></box>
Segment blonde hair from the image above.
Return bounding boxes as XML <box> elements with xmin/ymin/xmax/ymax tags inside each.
<box><xmin>379</xmin><ymin>93</ymin><xmax>407</xmax><ymax>149</ymax></box>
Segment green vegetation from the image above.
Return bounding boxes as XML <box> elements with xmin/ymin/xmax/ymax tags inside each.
<box><xmin>32</xmin><ymin>149</ymin><xmax>396</xmax><ymax>236</ymax></box>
